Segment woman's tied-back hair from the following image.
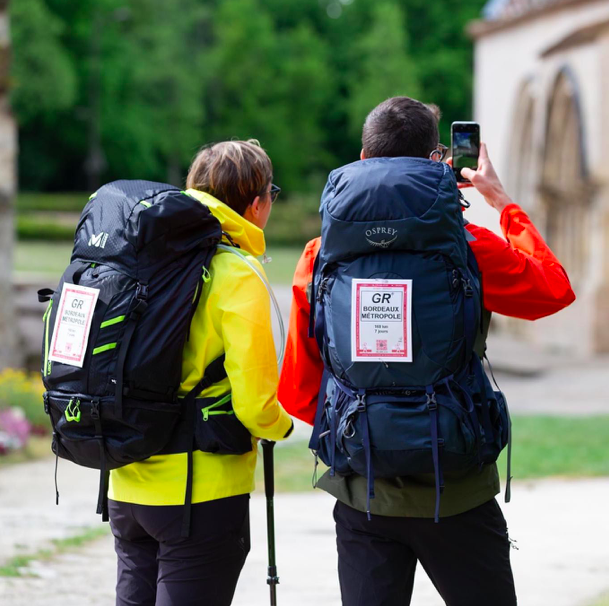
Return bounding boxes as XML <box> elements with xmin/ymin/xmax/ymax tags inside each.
<box><xmin>186</xmin><ymin>140</ymin><xmax>273</xmax><ymax>216</ymax></box>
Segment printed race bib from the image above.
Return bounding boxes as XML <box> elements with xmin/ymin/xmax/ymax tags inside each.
<box><xmin>351</xmin><ymin>279</ymin><xmax>413</xmax><ymax>363</ymax></box>
<box><xmin>49</xmin><ymin>283</ymin><xmax>100</xmax><ymax>368</ymax></box>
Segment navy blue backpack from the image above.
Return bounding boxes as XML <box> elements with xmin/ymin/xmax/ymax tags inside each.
<box><xmin>309</xmin><ymin>157</ymin><xmax>512</xmax><ymax>521</ymax></box>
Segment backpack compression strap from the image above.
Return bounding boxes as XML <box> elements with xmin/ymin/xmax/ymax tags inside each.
<box><xmin>181</xmin><ymin>355</ymin><xmax>228</xmax><ymax>538</ymax></box>
<box><xmin>115</xmin><ymin>283</ymin><xmax>149</xmax><ymax>419</ymax></box>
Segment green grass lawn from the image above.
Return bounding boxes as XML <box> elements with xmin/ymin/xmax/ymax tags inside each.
<box><xmin>15</xmin><ymin>241</ymin><xmax>302</xmax><ymax>286</ymax></box>
<box><xmin>255</xmin><ymin>415</ymin><xmax>609</xmax><ymax>494</ymax></box>
<box><xmin>15</xmin><ymin>241</ymin><xmax>73</xmax><ymax>279</ymax></box>
<box><xmin>260</xmin><ymin>247</ymin><xmax>303</xmax><ymax>286</ymax></box>
<box><xmin>498</xmin><ymin>415</ymin><xmax>609</xmax><ymax>479</ymax></box>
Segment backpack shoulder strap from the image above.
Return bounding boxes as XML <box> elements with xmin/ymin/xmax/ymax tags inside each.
<box><xmin>184</xmin><ymin>355</ymin><xmax>228</xmax><ymax>402</ymax></box>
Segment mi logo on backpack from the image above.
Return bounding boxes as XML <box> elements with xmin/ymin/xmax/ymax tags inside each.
<box><xmin>89</xmin><ymin>232</ymin><xmax>109</xmax><ymax>248</ymax></box>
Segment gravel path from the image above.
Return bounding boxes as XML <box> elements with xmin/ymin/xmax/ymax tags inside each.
<box><xmin>1</xmin><ymin>456</ymin><xmax>609</xmax><ymax>606</ymax></box>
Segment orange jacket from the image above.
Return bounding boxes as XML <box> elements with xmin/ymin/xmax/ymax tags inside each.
<box><xmin>278</xmin><ymin>204</ymin><xmax>575</xmax><ymax>425</ymax></box>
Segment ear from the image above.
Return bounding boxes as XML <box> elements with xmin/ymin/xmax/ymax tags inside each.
<box><xmin>250</xmin><ymin>195</ymin><xmax>262</xmax><ymax>218</ymax></box>
<box><xmin>360</xmin><ymin>149</ymin><xmax>366</xmax><ymax>161</ymax></box>
<box><xmin>243</xmin><ymin>195</ymin><xmax>262</xmax><ymax>224</ymax></box>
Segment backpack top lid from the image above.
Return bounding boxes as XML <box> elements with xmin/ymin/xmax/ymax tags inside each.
<box><xmin>71</xmin><ymin>180</ymin><xmax>221</xmax><ymax>280</ymax></box>
<box><xmin>319</xmin><ymin>157</ymin><xmax>468</xmax><ymax>268</ymax></box>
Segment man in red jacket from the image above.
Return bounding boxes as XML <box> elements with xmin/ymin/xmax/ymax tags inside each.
<box><xmin>278</xmin><ymin>97</ymin><xmax>575</xmax><ymax>605</ymax></box>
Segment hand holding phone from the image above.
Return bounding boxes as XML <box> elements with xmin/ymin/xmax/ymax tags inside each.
<box><xmin>449</xmin><ymin>141</ymin><xmax>513</xmax><ymax>213</ymax></box>
<box><xmin>451</xmin><ymin>121</ymin><xmax>480</xmax><ymax>183</ymax></box>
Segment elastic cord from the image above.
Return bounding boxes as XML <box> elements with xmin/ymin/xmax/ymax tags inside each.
<box><xmin>217</xmin><ymin>244</ymin><xmax>286</xmax><ymax>367</ymax></box>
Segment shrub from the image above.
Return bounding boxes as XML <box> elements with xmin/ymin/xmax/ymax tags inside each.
<box><xmin>264</xmin><ymin>194</ymin><xmax>321</xmax><ymax>247</ymax></box>
<box><xmin>17</xmin><ymin>215</ymin><xmax>76</xmax><ymax>241</ymax></box>
<box><xmin>16</xmin><ymin>192</ymin><xmax>89</xmax><ymax>213</ymax></box>
<box><xmin>0</xmin><ymin>369</ymin><xmax>47</xmax><ymax>432</ymax></box>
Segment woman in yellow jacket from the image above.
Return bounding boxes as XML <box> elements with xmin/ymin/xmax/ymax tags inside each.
<box><xmin>108</xmin><ymin>140</ymin><xmax>293</xmax><ymax>606</ymax></box>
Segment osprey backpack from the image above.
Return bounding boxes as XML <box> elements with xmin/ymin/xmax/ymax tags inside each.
<box><xmin>308</xmin><ymin>158</ymin><xmax>512</xmax><ymax>521</ymax></box>
<box><xmin>39</xmin><ymin>180</ymin><xmax>251</xmax><ymax>532</ymax></box>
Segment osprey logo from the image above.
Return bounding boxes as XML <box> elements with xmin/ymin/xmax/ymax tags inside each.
<box><xmin>365</xmin><ymin>227</ymin><xmax>398</xmax><ymax>249</ymax></box>
<box><xmin>88</xmin><ymin>232</ymin><xmax>109</xmax><ymax>248</ymax></box>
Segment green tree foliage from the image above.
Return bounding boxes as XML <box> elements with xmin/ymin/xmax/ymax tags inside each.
<box><xmin>207</xmin><ymin>0</ymin><xmax>333</xmax><ymax>191</ymax></box>
<box><xmin>11</xmin><ymin>0</ymin><xmax>487</xmax><ymax>193</ymax></box>
<box><xmin>10</xmin><ymin>0</ymin><xmax>76</xmax><ymax>123</ymax></box>
<box><xmin>346</xmin><ymin>1</ymin><xmax>421</xmax><ymax>142</ymax></box>
<box><xmin>403</xmin><ymin>0</ymin><xmax>488</xmax><ymax>144</ymax></box>
<box><xmin>96</xmin><ymin>0</ymin><xmax>209</xmax><ymax>182</ymax></box>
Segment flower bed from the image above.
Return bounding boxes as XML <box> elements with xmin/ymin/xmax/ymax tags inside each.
<box><xmin>0</xmin><ymin>369</ymin><xmax>47</xmax><ymax>456</ymax></box>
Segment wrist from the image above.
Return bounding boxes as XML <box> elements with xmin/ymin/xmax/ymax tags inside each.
<box><xmin>490</xmin><ymin>192</ymin><xmax>512</xmax><ymax>213</ymax></box>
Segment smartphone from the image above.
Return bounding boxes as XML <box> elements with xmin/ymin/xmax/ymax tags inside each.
<box><xmin>451</xmin><ymin>122</ymin><xmax>480</xmax><ymax>183</ymax></box>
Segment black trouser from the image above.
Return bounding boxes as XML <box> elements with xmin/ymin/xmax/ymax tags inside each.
<box><xmin>334</xmin><ymin>498</ymin><xmax>517</xmax><ymax>606</ymax></box>
<box><xmin>109</xmin><ymin>495</ymin><xmax>250</xmax><ymax>606</ymax></box>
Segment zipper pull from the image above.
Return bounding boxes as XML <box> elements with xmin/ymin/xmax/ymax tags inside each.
<box><xmin>202</xmin><ymin>408</ymin><xmax>210</xmax><ymax>422</ymax></box>
<box><xmin>462</xmin><ymin>277</ymin><xmax>474</xmax><ymax>297</ymax></box>
<box><xmin>452</xmin><ymin>270</ymin><xmax>460</xmax><ymax>289</ymax></box>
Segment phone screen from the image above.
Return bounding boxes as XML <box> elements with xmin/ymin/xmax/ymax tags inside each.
<box><xmin>451</xmin><ymin>123</ymin><xmax>480</xmax><ymax>182</ymax></box>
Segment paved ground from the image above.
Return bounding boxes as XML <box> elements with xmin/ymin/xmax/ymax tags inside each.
<box><xmin>1</xmin><ymin>457</ymin><xmax>609</xmax><ymax>606</ymax></box>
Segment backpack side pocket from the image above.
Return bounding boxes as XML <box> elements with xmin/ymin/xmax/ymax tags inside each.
<box><xmin>194</xmin><ymin>395</ymin><xmax>253</xmax><ymax>455</ymax></box>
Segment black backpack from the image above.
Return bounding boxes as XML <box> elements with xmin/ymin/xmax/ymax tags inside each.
<box><xmin>39</xmin><ymin>180</ymin><xmax>247</xmax><ymax>532</ymax></box>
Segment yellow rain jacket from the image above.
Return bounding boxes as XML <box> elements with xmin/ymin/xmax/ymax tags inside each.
<box><xmin>109</xmin><ymin>190</ymin><xmax>293</xmax><ymax>505</ymax></box>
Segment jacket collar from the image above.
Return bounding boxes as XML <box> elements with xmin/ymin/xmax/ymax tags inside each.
<box><xmin>185</xmin><ymin>189</ymin><xmax>266</xmax><ymax>257</ymax></box>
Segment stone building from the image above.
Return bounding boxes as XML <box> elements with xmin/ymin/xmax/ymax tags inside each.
<box><xmin>468</xmin><ymin>0</ymin><xmax>609</xmax><ymax>356</ymax></box>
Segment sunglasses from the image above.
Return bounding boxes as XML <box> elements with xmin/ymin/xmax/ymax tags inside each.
<box><xmin>429</xmin><ymin>144</ymin><xmax>448</xmax><ymax>162</ymax></box>
<box><xmin>265</xmin><ymin>183</ymin><xmax>281</xmax><ymax>204</ymax></box>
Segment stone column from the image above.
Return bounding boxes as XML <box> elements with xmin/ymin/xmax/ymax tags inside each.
<box><xmin>595</xmin><ymin>26</ymin><xmax>609</xmax><ymax>353</ymax></box>
<box><xmin>0</xmin><ymin>0</ymin><xmax>20</xmax><ymax>370</ymax></box>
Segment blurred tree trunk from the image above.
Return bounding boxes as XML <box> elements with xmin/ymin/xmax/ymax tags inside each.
<box><xmin>0</xmin><ymin>0</ymin><xmax>20</xmax><ymax>371</ymax></box>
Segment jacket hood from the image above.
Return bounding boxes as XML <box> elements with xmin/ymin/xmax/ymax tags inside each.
<box><xmin>185</xmin><ymin>188</ymin><xmax>266</xmax><ymax>257</ymax></box>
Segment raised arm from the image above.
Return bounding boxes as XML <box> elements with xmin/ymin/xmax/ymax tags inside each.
<box><xmin>456</xmin><ymin>143</ymin><xmax>575</xmax><ymax>319</ymax></box>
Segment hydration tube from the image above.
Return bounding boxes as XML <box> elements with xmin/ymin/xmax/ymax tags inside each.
<box><xmin>217</xmin><ymin>244</ymin><xmax>286</xmax><ymax>367</ymax></box>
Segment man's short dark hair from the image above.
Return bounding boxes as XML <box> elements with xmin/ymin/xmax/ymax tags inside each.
<box><xmin>362</xmin><ymin>97</ymin><xmax>440</xmax><ymax>159</ymax></box>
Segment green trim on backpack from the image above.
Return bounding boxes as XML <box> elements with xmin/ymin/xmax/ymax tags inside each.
<box><xmin>92</xmin><ymin>342</ymin><xmax>117</xmax><ymax>355</ymax></box>
<box><xmin>100</xmin><ymin>315</ymin><xmax>126</xmax><ymax>329</ymax></box>
<box><xmin>43</xmin><ymin>299</ymin><xmax>53</xmax><ymax>377</ymax></box>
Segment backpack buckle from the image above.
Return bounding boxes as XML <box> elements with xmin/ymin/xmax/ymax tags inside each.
<box><xmin>91</xmin><ymin>399</ymin><xmax>100</xmax><ymax>420</ymax></box>
<box><xmin>356</xmin><ymin>393</ymin><xmax>366</xmax><ymax>412</ymax></box>
<box><xmin>136</xmin><ymin>283</ymin><xmax>148</xmax><ymax>300</ymax></box>
<box><xmin>426</xmin><ymin>392</ymin><xmax>438</xmax><ymax>411</ymax></box>
<box><xmin>43</xmin><ymin>392</ymin><xmax>50</xmax><ymax>415</ymax></box>
<box><xmin>132</xmin><ymin>283</ymin><xmax>149</xmax><ymax>315</ymax></box>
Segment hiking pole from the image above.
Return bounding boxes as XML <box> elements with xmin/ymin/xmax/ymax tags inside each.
<box><xmin>261</xmin><ymin>439</ymin><xmax>279</xmax><ymax>606</ymax></box>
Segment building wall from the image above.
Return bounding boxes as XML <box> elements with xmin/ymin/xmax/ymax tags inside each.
<box><xmin>470</xmin><ymin>0</ymin><xmax>609</xmax><ymax>356</ymax></box>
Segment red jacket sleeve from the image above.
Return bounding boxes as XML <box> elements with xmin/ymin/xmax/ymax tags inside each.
<box><xmin>278</xmin><ymin>238</ymin><xmax>323</xmax><ymax>425</ymax></box>
<box><xmin>467</xmin><ymin>204</ymin><xmax>576</xmax><ymax>319</ymax></box>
